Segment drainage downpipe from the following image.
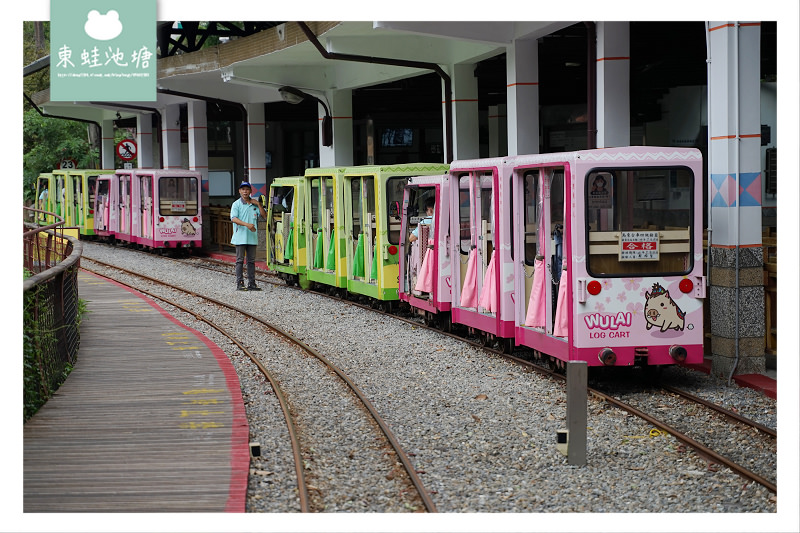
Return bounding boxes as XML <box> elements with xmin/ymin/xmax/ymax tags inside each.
<box><xmin>24</xmin><ymin>92</ymin><xmax>104</xmax><ymax>168</ymax></box>
<box><xmin>157</xmin><ymin>89</ymin><xmax>250</xmax><ymax>178</ymax></box>
<box><xmin>91</xmin><ymin>102</ymin><xmax>164</xmax><ymax>169</ymax></box>
<box><xmin>584</xmin><ymin>22</ymin><xmax>597</xmax><ymax>149</ymax></box>
<box><xmin>297</xmin><ymin>22</ymin><xmax>454</xmax><ymax>164</ymax></box>
<box><xmin>727</xmin><ymin>22</ymin><xmax>742</xmax><ymax>386</ymax></box>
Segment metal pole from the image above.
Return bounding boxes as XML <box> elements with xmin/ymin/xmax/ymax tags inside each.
<box><xmin>566</xmin><ymin>361</ymin><xmax>587</xmax><ymax>465</ymax></box>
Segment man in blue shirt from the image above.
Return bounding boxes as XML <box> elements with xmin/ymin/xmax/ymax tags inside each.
<box><xmin>230</xmin><ymin>181</ymin><xmax>267</xmax><ymax>290</ymax></box>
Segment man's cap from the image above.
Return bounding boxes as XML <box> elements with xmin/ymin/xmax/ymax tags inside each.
<box><xmin>239</xmin><ymin>181</ymin><xmax>252</xmax><ymax>189</ymax></box>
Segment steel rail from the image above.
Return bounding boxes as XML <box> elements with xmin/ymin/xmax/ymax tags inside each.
<box><xmin>81</xmin><ymin>264</ymin><xmax>311</xmax><ymax>512</ymax></box>
<box><xmin>82</xmin><ymin>257</ymin><xmax>438</xmax><ymax>512</ymax></box>
<box><xmin>660</xmin><ymin>384</ymin><xmax>776</xmax><ymax>438</ymax></box>
<box><xmin>94</xmin><ymin>248</ymin><xmax>777</xmax><ymax>495</ymax></box>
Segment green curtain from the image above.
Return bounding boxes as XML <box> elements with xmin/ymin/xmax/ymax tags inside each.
<box><xmin>353</xmin><ymin>233</ymin><xmax>365</xmax><ymax>277</ymax></box>
<box><xmin>370</xmin><ymin>244</ymin><xmax>378</xmax><ymax>281</ymax></box>
<box><xmin>313</xmin><ymin>229</ymin><xmax>324</xmax><ymax>268</ymax></box>
<box><xmin>326</xmin><ymin>230</ymin><xmax>336</xmax><ymax>270</ymax></box>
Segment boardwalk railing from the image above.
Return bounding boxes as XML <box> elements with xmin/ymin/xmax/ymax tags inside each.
<box><xmin>23</xmin><ymin>207</ymin><xmax>83</xmax><ymax>421</ymax></box>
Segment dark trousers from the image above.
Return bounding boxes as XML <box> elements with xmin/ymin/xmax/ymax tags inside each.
<box><xmin>235</xmin><ymin>244</ymin><xmax>257</xmax><ymax>286</ymax></box>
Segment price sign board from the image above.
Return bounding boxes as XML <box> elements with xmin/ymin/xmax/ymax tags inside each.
<box><xmin>619</xmin><ymin>231</ymin><xmax>659</xmax><ymax>261</ymax></box>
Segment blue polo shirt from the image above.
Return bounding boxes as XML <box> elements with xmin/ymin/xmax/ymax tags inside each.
<box><xmin>230</xmin><ymin>198</ymin><xmax>262</xmax><ymax>246</ymax></box>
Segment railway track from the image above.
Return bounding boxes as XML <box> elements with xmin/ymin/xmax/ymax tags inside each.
<box><xmin>81</xmin><ymin>257</ymin><xmax>437</xmax><ymax>513</ymax></box>
<box><xmin>84</xmin><ymin>245</ymin><xmax>778</xmax><ymax>498</ymax></box>
<box><xmin>186</xmin><ymin>254</ymin><xmax>779</xmax><ymax>494</ymax></box>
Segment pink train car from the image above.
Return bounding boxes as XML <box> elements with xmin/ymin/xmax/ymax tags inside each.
<box><xmin>94</xmin><ymin>169</ymin><xmax>202</xmax><ymax>251</ymax></box>
<box><xmin>401</xmin><ymin>147</ymin><xmax>706</xmax><ymax>368</ymax></box>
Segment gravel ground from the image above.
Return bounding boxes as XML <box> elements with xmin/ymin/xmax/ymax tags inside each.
<box><xmin>79</xmin><ymin>242</ymin><xmax>784</xmax><ymax>528</ymax></box>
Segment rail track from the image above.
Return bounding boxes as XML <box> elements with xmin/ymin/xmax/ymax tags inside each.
<box><xmin>81</xmin><ymin>257</ymin><xmax>438</xmax><ymax>512</ymax></box>
<box><xmin>85</xmin><ymin>246</ymin><xmax>778</xmax><ymax>496</ymax></box>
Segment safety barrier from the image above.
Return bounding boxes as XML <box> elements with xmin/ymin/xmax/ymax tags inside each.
<box><xmin>23</xmin><ymin>207</ymin><xmax>83</xmax><ymax>421</ymax></box>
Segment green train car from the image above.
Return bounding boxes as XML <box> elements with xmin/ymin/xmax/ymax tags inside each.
<box><xmin>266</xmin><ymin>176</ymin><xmax>309</xmax><ymax>288</ymax></box>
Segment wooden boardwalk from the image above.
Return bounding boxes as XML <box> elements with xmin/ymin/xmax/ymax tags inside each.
<box><xmin>24</xmin><ymin>271</ymin><xmax>250</xmax><ymax>512</ymax></box>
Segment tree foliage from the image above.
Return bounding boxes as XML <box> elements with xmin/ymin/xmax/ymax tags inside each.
<box><xmin>23</xmin><ymin>21</ymin><xmax>97</xmax><ymax>203</ymax></box>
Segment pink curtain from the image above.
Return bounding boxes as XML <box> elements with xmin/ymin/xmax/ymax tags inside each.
<box><xmin>478</xmin><ymin>250</ymin><xmax>498</xmax><ymax>313</ymax></box>
<box><xmin>414</xmin><ymin>239</ymin><xmax>435</xmax><ymax>293</ymax></box>
<box><xmin>524</xmin><ymin>257</ymin><xmax>546</xmax><ymax>327</ymax></box>
<box><xmin>553</xmin><ymin>265</ymin><xmax>569</xmax><ymax>337</ymax></box>
<box><xmin>460</xmin><ymin>248</ymin><xmax>478</xmax><ymax>308</ymax></box>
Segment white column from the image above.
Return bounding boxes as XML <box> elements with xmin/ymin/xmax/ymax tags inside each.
<box><xmin>506</xmin><ymin>38</ymin><xmax>539</xmax><ymax>156</ymax></box>
<box><xmin>320</xmin><ymin>89</ymin><xmax>353</xmax><ymax>167</ymax></box>
<box><xmin>102</xmin><ymin>118</ymin><xmax>115</xmax><ymax>169</ymax></box>
<box><xmin>451</xmin><ymin>63</ymin><xmax>479</xmax><ymax>160</ymax></box>
<box><xmin>136</xmin><ymin>113</ymin><xmax>154</xmax><ymax>168</ymax></box>
<box><xmin>161</xmin><ymin>104</ymin><xmax>183</xmax><ymax>169</ymax></box>
<box><xmin>245</xmin><ymin>103</ymin><xmax>267</xmax><ymax>198</ymax></box>
<box><xmin>188</xmin><ymin>100</ymin><xmax>210</xmax><ymax>244</ymax></box>
<box><xmin>596</xmin><ymin>22</ymin><xmax>630</xmax><ymax>148</ymax></box>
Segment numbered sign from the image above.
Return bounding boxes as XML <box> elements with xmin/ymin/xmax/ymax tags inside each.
<box><xmin>116</xmin><ymin>139</ymin><xmax>138</xmax><ymax>161</ymax></box>
<box><xmin>59</xmin><ymin>158</ymin><xmax>78</xmax><ymax>169</ymax></box>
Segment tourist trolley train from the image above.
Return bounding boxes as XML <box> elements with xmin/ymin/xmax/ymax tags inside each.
<box><xmin>268</xmin><ymin>163</ymin><xmax>450</xmax><ymax>306</ymax></box>
<box><xmin>399</xmin><ymin>147</ymin><xmax>706</xmax><ymax>368</ymax></box>
<box><xmin>93</xmin><ymin>169</ymin><xmax>203</xmax><ymax>251</ymax></box>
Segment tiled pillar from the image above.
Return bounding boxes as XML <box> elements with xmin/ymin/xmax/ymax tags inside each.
<box><xmin>162</xmin><ymin>104</ymin><xmax>183</xmax><ymax>170</ymax></box>
<box><xmin>451</xmin><ymin>63</ymin><xmax>479</xmax><ymax>160</ymax></box>
<box><xmin>506</xmin><ymin>38</ymin><xmax>539</xmax><ymax>156</ymax></box>
<box><xmin>245</xmin><ymin>103</ymin><xmax>267</xmax><ymax>198</ymax></box>
<box><xmin>101</xmin><ymin>118</ymin><xmax>115</xmax><ymax>169</ymax></box>
<box><xmin>707</xmin><ymin>21</ymin><xmax>765</xmax><ymax>377</ymax></box>
<box><xmin>320</xmin><ymin>89</ymin><xmax>353</xmax><ymax>167</ymax></box>
<box><xmin>188</xmin><ymin>100</ymin><xmax>210</xmax><ymax>245</ymax></box>
<box><xmin>596</xmin><ymin>22</ymin><xmax>630</xmax><ymax>148</ymax></box>
<box><xmin>136</xmin><ymin>113</ymin><xmax>154</xmax><ymax>168</ymax></box>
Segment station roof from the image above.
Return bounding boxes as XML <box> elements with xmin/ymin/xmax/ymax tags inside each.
<box><xmin>29</xmin><ymin>21</ymin><xmax>575</xmax><ymax>124</ymax></box>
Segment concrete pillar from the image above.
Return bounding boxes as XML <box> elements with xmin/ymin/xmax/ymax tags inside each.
<box><xmin>707</xmin><ymin>21</ymin><xmax>765</xmax><ymax>378</ymax></box>
<box><xmin>188</xmin><ymin>100</ymin><xmax>211</xmax><ymax>245</ymax></box>
<box><xmin>506</xmin><ymin>38</ymin><xmax>539</xmax><ymax>156</ymax></box>
<box><xmin>321</xmin><ymin>89</ymin><xmax>353</xmax><ymax>167</ymax></box>
<box><xmin>101</xmin><ymin>118</ymin><xmax>115</xmax><ymax>169</ymax></box>
<box><xmin>161</xmin><ymin>104</ymin><xmax>183</xmax><ymax>170</ymax></box>
<box><xmin>451</xmin><ymin>63</ymin><xmax>479</xmax><ymax>160</ymax></box>
<box><xmin>245</xmin><ymin>103</ymin><xmax>267</xmax><ymax>198</ymax></box>
<box><xmin>596</xmin><ymin>22</ymin><xmax>630</xmax><ymax>148</ymax></box>
<box><xmin>488</xmin><ymin>104</ymin><xmax>507</xmax><ymax>158</ymax></box>
<box><xmin>136</xmin><ymin>113</ymin><xmax>154</xmax><ymax>168</ymax></box>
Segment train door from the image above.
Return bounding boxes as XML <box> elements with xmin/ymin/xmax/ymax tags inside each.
<box><xmin>118</xmin><ymin>173</ymin><xmax>131</xmax><ymax>239</ymax></box>
<box><xmin>69</xmin><ymin>173</ymin><xmax>83</xmax><ymax>228</ymax></box>
<box><xmin>313</xmin><ymin>176</ymin><xmax>335</xmax><ymax>271</ymax></box>
<box><xmin>345</xmin><ymin>176</ymin><xmax>377</xmax><ymax>283</ymax></box>
<box><xmin>35</xmin><ymin>174</ymin><xmax>54</xmax><ymax>224</ymax></box>
<box><xmin>139</xmin><ymin>173</ymin><xmax>153</xmax><ymax>242</ymax></box>
<box><xmin>93</xmin><ymin>176</ymin><xmax>113</xmax><ymax>236</ymax></box>
<box><xmin>54</xmin><ymin>173</ymin><xmax>66</xmax><ymax>220</ymax></box>
<box><xmin>268</xmin><ymin>183</ymin><xmax>296</xmax><ymax>265</ymax></box>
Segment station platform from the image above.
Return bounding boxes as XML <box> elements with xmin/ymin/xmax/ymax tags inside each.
<box><xmin>23</xmin><ymin>270</ymin><xmax>250</xmax><ymax>512</ymax></box>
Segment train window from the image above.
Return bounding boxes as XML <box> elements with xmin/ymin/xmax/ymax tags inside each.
<box><xmin>309</xmin><ymin>178</ymin><xmax>320</xmax><ymax>231</ymax></box>
<box><xmin>350</xmin><ymin>178</ymin><xmax>362</xmax><ymax>238</ymax></box>
<box><xmin>523</xmin><ymin>172</ymin><xmax>540</xmax><ymax>265</ymax></box>
<box><xmin>458</xmin><ymin>174</ymin><xmax>471</xmax><ymax>254</ymax></box>
<box><xmin>87</xmin><ymin>176</ymin><xmax>97</xmax><ymax>209</ymax></box>
<box><xmin>159</xmin><ymin>176</ymin><xmax>198</xmax><ymax>216</ymax></box>
<box><xmin>586</xmin><ymin>167</ymin><xmax>693</xmax><ymax>277</ymax></box>
<box><xmin>386</xmin><ymin>177</ymin><xmax>405</xmax><ymax>245</ymax></box>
